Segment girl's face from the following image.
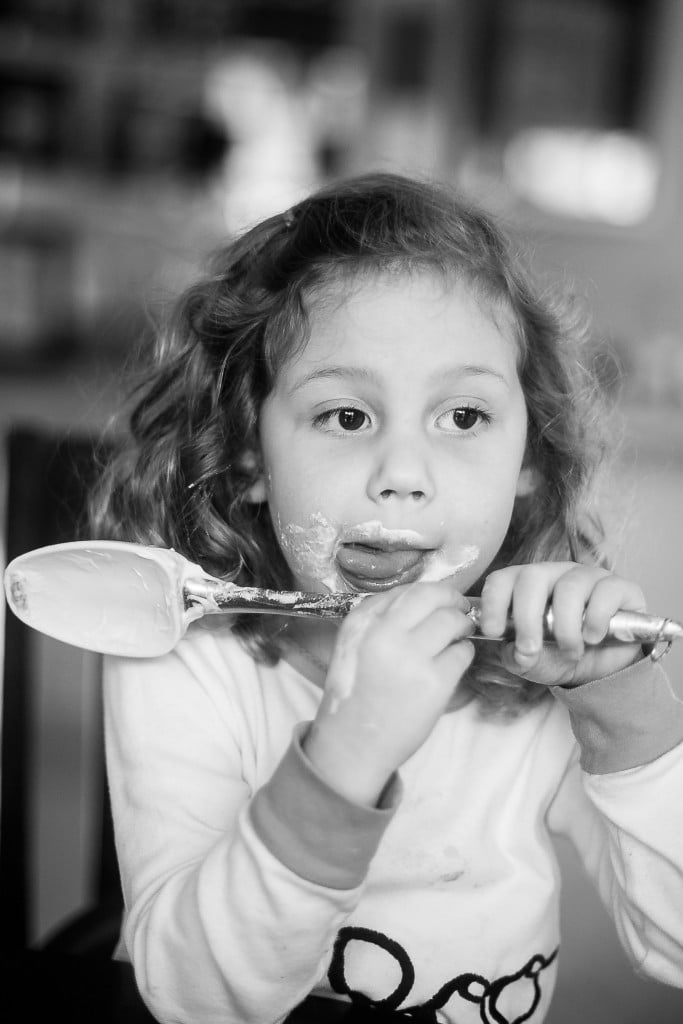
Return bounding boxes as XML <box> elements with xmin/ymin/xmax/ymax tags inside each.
<box><xmin>252</xmin><ymin>272</ymin><xmax>529</xmax><ymax>596</ymax></box>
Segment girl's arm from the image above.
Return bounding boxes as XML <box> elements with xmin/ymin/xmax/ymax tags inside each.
<box><xmin>104</xmin><ymin>578</ymin><xmax>475</xmax><ymax>1023</ymax></box>
<box><xmin>103</xmin><ymin>643</ymin><xmax>394</xmax><ymax>1024</ymax></box>
<box><xmin>547</xmin><ymin>658</ymin><xmax>683</xmax><ymax>986</ymax></box>
<box><xmin>480</xmin><ymin>561</ymin><xmax>683</xmax><ymax>985</ymax></box>
<box><xmin>303</xmin><ymin>579</ymin><xmax>475</xmax><ymax>806</ymax></box>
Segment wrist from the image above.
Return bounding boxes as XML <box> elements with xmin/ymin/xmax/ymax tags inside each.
<box><xmin>303</xmin><ymin>719</ymin><xmax>395</xmax><ymax>808</ymax></box>
<box><xmin>562</xmin><ymin>643</ymin><xmax>645</xmax><ymax>688</ymax></box>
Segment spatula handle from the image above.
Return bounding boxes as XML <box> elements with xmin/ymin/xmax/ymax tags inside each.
<box><xmin>184</xmin><ymin>579</ymin><xmax>683</xmax><ymax>649</ymax></box>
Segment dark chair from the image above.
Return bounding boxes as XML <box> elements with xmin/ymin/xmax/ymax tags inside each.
<box><xmin>0</xmin><ymin>424</ymin><xmax>155</xmax><ymax>1022</ymax></box>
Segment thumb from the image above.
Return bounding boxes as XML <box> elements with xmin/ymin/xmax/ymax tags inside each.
<box><xmin>499</xmin><ymin>640</ymin><xmax>574</xmax><ymax>686</ymax></box>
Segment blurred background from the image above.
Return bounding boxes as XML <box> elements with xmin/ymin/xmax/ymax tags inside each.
<box><xmin>0</xmin><ymin>1</ymin><xmax>682</xmax><ymax>1021</ymax></box>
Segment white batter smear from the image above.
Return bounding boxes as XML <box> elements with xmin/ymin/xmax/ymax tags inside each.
<box><xmin>278</xmin><ymin>511</ymin><xmax>342</xmax><ymax>592</ymax></box>
<box><xmin>277</xmin><ymin>513</ymin><xmax>480</xmax><ymax>595</ymax></box>
<box><xmin>6</xmin><ymin>541</ymin><xmax>209</xmax><ymax>657</ymax></box>
<box><xmin>324</xmin><ymin>600</ymin><xmax>383</xmax><ymax>714</ymax></box>
<box><xmin>278</xmin><ymin>517</ymin><xmax>481</xmax><ymax>713</ymax></box>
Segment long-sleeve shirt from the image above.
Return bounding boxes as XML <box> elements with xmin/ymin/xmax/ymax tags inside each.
<box><xmin>103</xmin><ymin>626</ymin><xmax>683</xmax><ymax>1024</ymax></box>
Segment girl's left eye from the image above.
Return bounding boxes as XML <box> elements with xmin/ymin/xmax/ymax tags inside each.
<box><xmin>437</xmin><ymin>406</ymin><xmax>489</xmax><ymax>432</ymax></box>
<box><xmin>314</xmin><ymin>407</ymin><xmax>369</xmax><ymax>432</ymax></box>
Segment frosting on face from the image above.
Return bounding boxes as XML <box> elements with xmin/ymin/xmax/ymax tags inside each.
<box><xmin>278</xmin><ymin>511</ymin><xmax>343</xmax><ymax>591</ymax></box>
<box><xmin>343</xmin><ymin>520</ymin><xmax>427</xmax><ymax>547</ymax></box>
<box><xmin>419</xmin><ymin>544</ymin><xmax>480</xmax><ymax>582</ymax></box>
<box><xmin>319</xmin><ymin>533</ymin><xmax>480</xmax><ymax>713</ymax></box>
<box><xmin>275</xmin><ymin>512</ymin><xmax>480</xmax><ymax>594</ymax></box>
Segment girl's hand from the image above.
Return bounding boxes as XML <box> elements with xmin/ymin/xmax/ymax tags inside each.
<box><xmin>303</xmin><ymin>578</ymin><xmax>475</xmax><ymax>807</ymax></box>
<box><xmin>477</xmin><ymin>562</ymin><xmax>648</xmax><ymax>687</ymax></box>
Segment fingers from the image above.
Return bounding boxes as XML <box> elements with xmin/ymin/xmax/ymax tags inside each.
<box><xmin>479</xmin><ymin>563</ymin><xmax>576</xmax><ymax>656</ymax></box>
<box><xmin>353</xmin><ymin>576</ymin><xmax>471</xmax><ymax>632</ymax></box>
<box><xmin>410</xmin><ymin>604</ymin><xmax>475</xmax><ymax>658</ymax></box>
<box><xmin>479</xmin><ymin>563</ymin><xmax>647</xmax><ymax>672</ymax></box>
<box><xmin>340</xmin><ymin>578</ymin><xmax>475</xmax><ymax>676</ymax></box>
<box><xmin>579</xmin><ymin>573</ymin><xmax>647</xmax><ymax>645</ymax></box>
<box><xmin>521</xmin><ymin>566</ymin><xmax>609</xmax><ymax>660</ymax></box>
<box><xmin>434</xmin><ymin>637</ymin><xmax>475</xmax><ymax>679</ymax></box>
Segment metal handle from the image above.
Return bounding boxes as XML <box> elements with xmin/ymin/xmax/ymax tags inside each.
<box><xmin>184</xmin><ymin>579</ymin><xmax>683</xmax><ymax>651</ymax></box>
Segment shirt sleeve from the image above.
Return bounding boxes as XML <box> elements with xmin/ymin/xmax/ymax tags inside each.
<box><xmin>550</xmin><ymin>655</ymin><xmax>683</xmax><ymax>774</ymax></box>
<box><xmin>103</xmin><ymin>646</ymin><xmax>398</xmax><ymax>1024</ymax></box>
<box><xmin>547</xmin><ymin>657</ymin><xmax>683</xmax><ymax>987</ymax></box>
<box><xmin>249</xmin><ymin>722</ymin><xmax>401</xmax><ymax>889</ymax></box>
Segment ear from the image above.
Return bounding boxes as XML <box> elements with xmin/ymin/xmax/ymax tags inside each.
<box><xmin>515</xmin><ymin>465</ymin><xmax>538</xmax><ymax>498</ymax></box>
<box><xmin>240</xmin><ymin>450</ymin><xmax>267</xmax><ymax>504</ymax></box>
<box><xmin>245</xmin><ymin>475</ymin><xmax>267</xmax><ymax>504</ymax></box>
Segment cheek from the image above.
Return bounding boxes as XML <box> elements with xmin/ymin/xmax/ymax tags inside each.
<box><xmin>265</xmin><ymin>457</ymin><xmax>329</xmax><ymax>525</ymax></box>
<box><xmin>477</xmin><ymin>476</ymin><xmax>520</xmax><ymax>541</ymax></box>
<box><xmin>264</xmin><ymin>463</ymin><xmax>347</xmax><ymax>590</ymax></box>
<box><xmin>277</xmin><ymin>513</ymin><xmax>340</xmax><ymax>586</ymax></box>
<box><xmin>442</xmin><ymin>465</ymin><xmax>520</xmax><ymax>555</ymax></box>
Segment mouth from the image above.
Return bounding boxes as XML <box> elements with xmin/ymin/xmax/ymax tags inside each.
<box><xmin>335</xmin><ymin>542</ymin><xmax>432</xmax><ymax>592</ymax></box>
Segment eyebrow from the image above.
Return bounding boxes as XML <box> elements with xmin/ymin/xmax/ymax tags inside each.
<box><xmin>290</xmin><ymin>363</ymin><xmax>512</xmax><ymax>392</ymax></box>
<box><xmin>436</xmin><ymin>364</ymin><xmax>512</xmax><ymax>390</ymax></box>
<box><xmin>290</xmin><ymin>366</ymin><xmax>378</xmax><ymax>392</ymax></box>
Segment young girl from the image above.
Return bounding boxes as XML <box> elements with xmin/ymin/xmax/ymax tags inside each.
<box><xmin>91</xmin><ymin>173</ymin><xmax>683</xmax><ymax>1024</ymax></box>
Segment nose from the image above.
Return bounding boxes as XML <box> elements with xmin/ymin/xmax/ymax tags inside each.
<box><xmin>367</xmin><ymin>433</ymin><xmax>434</xmax><ymax>504</ymax></box>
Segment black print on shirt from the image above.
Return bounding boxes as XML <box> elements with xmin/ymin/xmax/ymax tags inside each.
<box><xmin>328</xmin><ymin>926</ymin><xmax>558</xmax><ymax>1022</ymax></box>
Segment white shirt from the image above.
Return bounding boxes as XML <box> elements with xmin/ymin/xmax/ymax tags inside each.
<box><xmin>104</xmin><ymin>625</ymin><xmax>683</xmax><ymax>1023</ymax></box>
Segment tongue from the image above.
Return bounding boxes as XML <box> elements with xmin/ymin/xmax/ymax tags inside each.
<box><xmin>336</xmin><ymin>544</ymin><xmax>425</xmax><ymax>581</ymax></box>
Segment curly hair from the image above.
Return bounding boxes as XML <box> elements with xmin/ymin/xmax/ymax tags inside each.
<box><xmin>89</xmin><ymin>172</ymin><xmax>611</xmax><ymax>715</ymax></box>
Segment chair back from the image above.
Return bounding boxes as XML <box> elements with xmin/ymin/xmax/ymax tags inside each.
<box><xmin>1</xmin><ymin>424</ymin><xmax>121</xmax><ymax>956</ymax></box>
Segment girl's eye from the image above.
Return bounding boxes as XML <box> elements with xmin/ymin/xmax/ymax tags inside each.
<box><xmin>315</xmin><ymin>407</ymin><xmax>369</xmax><ymax>432</ymax></box>
<box><xmin>437</xmin><ymin>406</ymin><xmax>489</xmax><ymax>432</ymax></box>
<box><xmin>452</xmin><ymin>407</ymin><xmax>481</xmax><ymax>430</ymax></box>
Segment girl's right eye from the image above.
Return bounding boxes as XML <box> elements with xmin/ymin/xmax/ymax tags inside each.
<box><xmin>314</xmin><ymin>407</ymin><xmax>369</xmax><ymax>432</ymax></box>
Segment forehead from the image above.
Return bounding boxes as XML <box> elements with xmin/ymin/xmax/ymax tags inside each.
<box><xmin>286</xmin><ymin>269</ymin><xmax>520</xmax><ymax>373</ymax></box>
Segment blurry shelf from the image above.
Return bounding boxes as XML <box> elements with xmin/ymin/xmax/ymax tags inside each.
<box><xmin>0</xmin><ymin>168</ymin><xmax>213</xmax><ymax>237</ymax></box>
<box><xmin>0</xmin><ymin>351</ymin><xmax>129</xmax><ymax>434</ymax></box>
<box><xmin>0</xmin><ymin>27</ymin><xmax>215</xmax><ymax>80</ymax></box>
